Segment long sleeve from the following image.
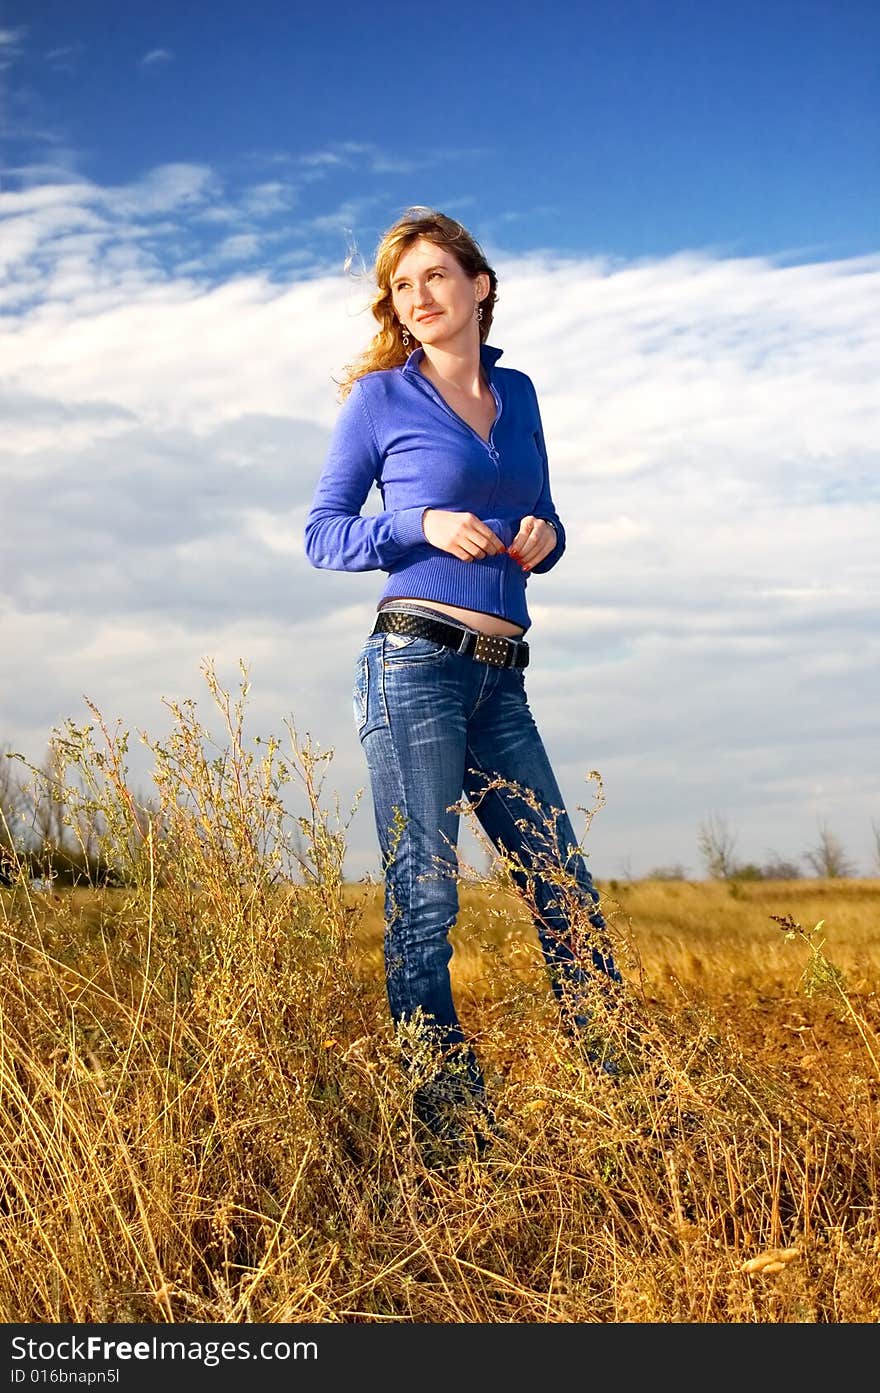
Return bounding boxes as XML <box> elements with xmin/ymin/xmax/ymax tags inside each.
<box><xmin>525</xmin><ymin>377</ymin><xmax>566</xmax><ymax>575</ymax></box>
<box><xmin>304</xmin><ymin>381</ymin><xmax>428</xmax><ymax>572</ymax></box>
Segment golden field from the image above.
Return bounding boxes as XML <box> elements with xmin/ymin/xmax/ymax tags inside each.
<box><xmin>1</xmin><ymin>667</ymin><xmax>878</xmax><ymax>1323</ymax></box>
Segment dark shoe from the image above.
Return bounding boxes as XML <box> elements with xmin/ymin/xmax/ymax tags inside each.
<box><xmin>415</xmin><ymin>1120</ymin><xmax>496</xmax><ymax>1170</ymax></box>
<box><xmin>569</xmin><ymin>1018</ymin><xmax>647</xmax><ymax>1080</ymax></box>
<box><xmin>413</xmin><ymin>1079</ymin><xmax>499</xmax><ymax>1168</ymax></box>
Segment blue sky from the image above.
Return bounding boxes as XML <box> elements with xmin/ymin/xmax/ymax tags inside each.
<box><xmin>5</xmin><ymin>0</ymin><xmax>878</xmax><ymax>267</ymax></box>
<box><xmin>1</xmin><ymin>2</ymin><xmax>878</xmax><ymax>880</ymax></box>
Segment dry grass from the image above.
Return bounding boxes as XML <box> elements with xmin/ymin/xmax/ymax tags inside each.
<box><xmin>1</xmin><ymin>663</ymin><xmax>878</xmax><ymax>1323</ymax></box>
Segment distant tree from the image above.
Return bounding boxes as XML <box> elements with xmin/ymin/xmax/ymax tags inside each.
<box><xmin>20</xmin><ymin>742</ymin><xmax>103</xmax><ymax>883</ymax></box>
<box><xmin>760</xmin><ymin>853</ymin><xmax>803</xmax><ymax>880</ymax></box>
<box><xmin>697</xmin><ymin>814</ymin><xmax>738</xmax><ymax>880</ymax></box>
<box><xmin>616</xmin><ymin>855</ymin><xmax>636</xmax><ymax>885</ymax></box>
<box><xmin>0</xmin><ymin>745</ymin><xmax>25</xmax><ymax>881</ymax></box>
<box><xmin>803</xmin><ymin>821</ymin><xmax>856</xmax><ymax>879</ymax></box>
<box><xmin>646</xmin><ymin>863</ymin><xmax>689</xmax><ymax>881</ymax></box>
<box><xmin>873</xmin><ymin>820</ymin><xmax>880</xmax><ymax>875</ymax></box>
<box><xmin>30</xmin><ymin>744</ymin><xmax>69</xmax><ymax>867</ymax></box>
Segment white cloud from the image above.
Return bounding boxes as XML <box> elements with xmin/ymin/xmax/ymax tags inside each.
<box><xmin>108</xmin><ymin>163</ymin><xmax>218</xmax><ymax>217</ymax></box>
<box><xmin>241</xmin><ymin>182</ymin><xmax>296</xmax><ymax>217</ymax></box>
<box><xmin>140</xmin><ymin>48</ymin><xmax>173</xmax><ymax>68</ymax></box>
<box><xmin>294</xmin><ymin>140</ymin><xmax>487</xmax><ymax>183</ymax></box>
<box><xmin>0</xmin><ymin>26</ymin><xmax>27</xmax><ymax>59</ymax></box>
<box><xmin>308</xmin><ymin>197</ymin><xmax>388</xmax><ymax>236</ymax></box>
<box><xmin>1</xmin><ymin>163</ymin><xmax>878</xmax><ymax>879</ymax></box>
<box><xmin>297</xmin><ymin>143</ymin><xmax>386</xmax><ymax>172</ymax></box>
<box><xmin>45</xmin><ymin>44</ymin><xmax>84</xmax><ymax>72</ymax></box>
<box><xmin>214</xmin><ymin>232</ymin><xmax>262</xmax><ymax>262</ymax></box>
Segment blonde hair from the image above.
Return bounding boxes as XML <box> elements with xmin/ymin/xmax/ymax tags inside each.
<box><xmin>336</xmin><ymin>206</ymin><xmax>498</xmax><ymax>400</ymax></box>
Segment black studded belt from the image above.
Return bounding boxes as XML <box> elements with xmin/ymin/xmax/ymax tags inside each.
<box><xmin>371</xmin><ymin>609</ymin><xmax>529</xmax><ymax>668</ymax></box>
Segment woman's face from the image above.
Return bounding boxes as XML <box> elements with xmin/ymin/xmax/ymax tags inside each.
<box><xmin>390</xmin><ymin>237</ymin><xmax>488</xmax><ymax>351</ymax></box>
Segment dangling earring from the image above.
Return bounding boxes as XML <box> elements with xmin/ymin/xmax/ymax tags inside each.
<box><xmin>477</xmin><ymin>304</ymin><xmax>484</xmax><ymax>323</ymax></box>
<box><xmin>400</xmin><ymin>321</ymin><xmax>410</xmax><ymax>349</ymax></box>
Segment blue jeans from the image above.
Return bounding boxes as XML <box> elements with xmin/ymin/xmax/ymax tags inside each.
<box><xmin>354</xmin><ymin>609</ymin><xmax>622</xmax><ymax>1129</ymax></box>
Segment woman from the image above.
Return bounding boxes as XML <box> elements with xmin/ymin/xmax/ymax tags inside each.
<box><xmin>304</xmin><ymin>207</ymin><xmax>623</xmax><ymax>1152</ymax></box>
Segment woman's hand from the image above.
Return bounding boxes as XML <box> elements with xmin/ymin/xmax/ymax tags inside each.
<box><xmin>508</xmin><ymin>516</ymin><xmax>557</xmax><ymax>571</ymax></box>
<box><xmin>422</xmin><ymin>509</ymin><xmax>505</xmax><ymax>561</ymax></box>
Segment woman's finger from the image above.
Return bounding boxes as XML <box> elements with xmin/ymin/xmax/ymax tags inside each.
<box><xmin>465</xmin><ymin>528</ymin><xmax>503</xmax><ymax>556</ymax></box>
<box><xmin>472</xmin><ymin>526</ymin><xmax>504</xmax><ymax>554</ymax></box>
<box><xmin>510</xmin><ymin>520</ymin><xmax>555</xmax><ymax>569</ymax></box>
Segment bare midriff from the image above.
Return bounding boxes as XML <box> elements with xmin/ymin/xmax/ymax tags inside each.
<box><xmin>384</xmin><ymin>597</ymin><xmax>525</xmax><ymax>639</ymax></box>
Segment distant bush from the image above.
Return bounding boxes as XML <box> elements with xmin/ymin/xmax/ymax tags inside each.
<box><xmin>730</xmin><ymin>863</ymin><xmax>764</xmax><ymax>881</ymax></box>
<box><xmin>760</xmin><ymin>855</ymin><xmax>803</xmax><ymax>880</ymax></box>
<box><xmin>645</xmin><ymin>864</ymin><xmax>689</xmax><ymax>881</ymax></box>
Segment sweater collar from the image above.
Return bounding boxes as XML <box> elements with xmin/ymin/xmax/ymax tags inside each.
<box><xmin>401</xmin><ymin>342</ymin><xmax>504</xmax><ymax>380</ymax></box>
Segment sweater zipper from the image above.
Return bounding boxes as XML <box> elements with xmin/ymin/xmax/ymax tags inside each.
<box><xmin>416</xmin><ymin>377</ymin><xmax>511</xmax><ymax>613</ymax></box>
<box><xmin>417</xmin><ymin>378</ymin><xmax>503</xmax><ymax>465</ymax></box>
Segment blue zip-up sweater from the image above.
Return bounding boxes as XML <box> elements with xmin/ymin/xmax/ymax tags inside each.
<box><xmin>303</xmin><ymin>342</ymin><xmax>566</xmax><ymax>632</ymax></box>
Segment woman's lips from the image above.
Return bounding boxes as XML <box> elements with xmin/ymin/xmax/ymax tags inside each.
<box><xmin>417</xmin><ymin>312</ymin><xmax>440</xmax><ymax>323</ymax></box>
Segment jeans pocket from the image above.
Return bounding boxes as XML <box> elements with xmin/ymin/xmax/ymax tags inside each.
<box><xmin>382</xmin><ymin>634</ymin><xmax>449</xmax><ymax>665</ymax></box>
<box><xmin>353</xmin><ymin>654</ymin><xmax>369</xmax><ymax>734</ymax></box>
<box><xmin>353</xmin><ymin>640</ymin><xmax>385</xmax><ymax>738</ymax></box>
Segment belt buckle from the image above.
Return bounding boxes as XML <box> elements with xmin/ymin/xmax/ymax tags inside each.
<box><xmin>473</xmin><ymin>632</ymin><xmax>513</xmax><ymax>667</ymax></box>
